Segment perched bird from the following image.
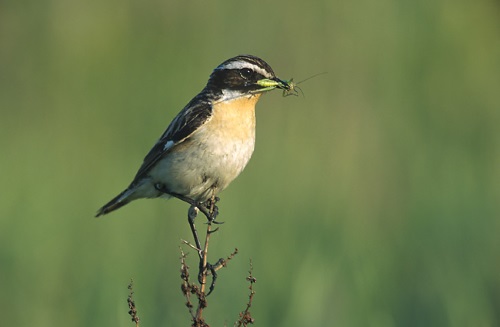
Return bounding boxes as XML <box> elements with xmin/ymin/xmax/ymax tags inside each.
<box><xmin>96</xmin><ymin>55</ymin><xmax>290</xmax><ymax>218</ymax></box>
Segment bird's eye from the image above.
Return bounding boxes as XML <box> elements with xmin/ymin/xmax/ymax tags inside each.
<box><xmin>240</xmin><ymin>68</ymin><xmax>253</xmax><ymax>79</ymax></box>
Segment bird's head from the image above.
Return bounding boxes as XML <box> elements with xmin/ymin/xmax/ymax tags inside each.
<box><xmin>207</xmin><ymin>55</ymin><xmax>291</xmax><ymax>101</ymax></box>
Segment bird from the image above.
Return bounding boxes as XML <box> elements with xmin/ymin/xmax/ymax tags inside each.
<box><xmin>96</xmin><ymin>55</ymin><xmax>290</xmax><ymax>219</ymax></box>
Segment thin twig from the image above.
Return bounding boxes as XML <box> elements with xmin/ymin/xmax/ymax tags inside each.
<box><xmin>181</xmin><ymin>247</ymin><xmax>211</xmax><ymax>327</ymax></box>
<box><xmin>195</xmin><ymin>214</ymin><xmax>213</xmax><ymax>322</ymax></box>
<box><xmin>179</xmin><ymin>192</ymin><xmax>243</xmax><ymax>327</ymax></box>
<box><xmin>210</xmin><ymin>248</ymin><xmax>239</xmax><ymax>273</ymax></box>
<box><xmin>182</xmin><ymin>239</ymin><xmax>202</xmax><ymax>252</ymax></box>
<box><xmin>235</xmin><ymin>260</ymin><xmax>256</xmax><ymax>327</ymax></box>
<box><xmin>127</xmin><ymin>279</ymin><xmax>140</xmax><ymax>327</ymax></box>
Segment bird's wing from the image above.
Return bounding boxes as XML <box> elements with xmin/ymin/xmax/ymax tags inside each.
<box><xmin>132</xmin><ymin>94</ymin><xmax>213</xmax><ymax>182</ymax></box>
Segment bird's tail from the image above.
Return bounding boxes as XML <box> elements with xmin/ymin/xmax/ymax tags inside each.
<box><xmin>95</xmin><ymin>189</ymin><xmax>133</xmax><ymax>217</ymax></box>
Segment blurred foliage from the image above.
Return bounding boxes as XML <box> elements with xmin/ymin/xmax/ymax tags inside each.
<box><xmin>1</xmin><ymin>0</ymin><xmax>500</xmax><ymax>326</ymax></box>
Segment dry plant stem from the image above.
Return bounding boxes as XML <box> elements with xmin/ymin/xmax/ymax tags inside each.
<box><xmin>235</xmin><ymin>260</ymin><xmax>256</xmax><ymax>327</ymax></box>
<box><xmin>181</xmin><ymin>192</ymin><xmax>240</xmax><ymax>326</ymax></box>
<box><xmin>180</xmin><ymin>247</ymin><xmax>240</xmax><ymax>327</ymax></box>
<box><xmin>127</xmin><ymin>279</ymin><xmax>140</xmax><ymax>327</ymax></box>
<box><xmin>197</xmin><ymin>192</ymin><xmax>217</xmax><ymax>286</ymax></box>
<box><xmin>195</xmin><ymin>195</ymin><xmax>216</xmax><ymax>323</ymax></box>
<box><xmin>180</xmin><ymin>248</ymin><xmax>197</xmax><ymax>320</ymax></box>
<box><xmin>199</xmin><ymin>222</ymin><xmax>212</xmax><ymax>294</ymax></box>
<box><xmin>182</xmin><ymin>239</ymin><xmax>201</xmax><ymax>251</ymax></box>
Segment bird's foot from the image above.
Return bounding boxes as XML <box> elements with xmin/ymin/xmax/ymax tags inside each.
<box><xmin>197</xmin><ymin>258</ymin><xmax>224</xmax><ymax>296</ymax></box>
<box><xmin>203</xmin><ymin>196</ymin><xmax>223</xmax><ymax>224</ymax></box>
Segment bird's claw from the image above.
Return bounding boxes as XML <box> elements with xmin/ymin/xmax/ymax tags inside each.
<box><xmin>205</xmin><ymin>261</ymin><xmax>221</xmax><ymax>296</ymax></box>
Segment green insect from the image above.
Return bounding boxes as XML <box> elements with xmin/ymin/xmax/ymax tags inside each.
<box><xmin>281</xmin><ymin>78</ymin><xmax>301</xmax><ymax>97</ymax></box>
<box><xmin>255</xmin><ymin>72</ymin><xmax>326</xmax><ymax>97</ymax></box>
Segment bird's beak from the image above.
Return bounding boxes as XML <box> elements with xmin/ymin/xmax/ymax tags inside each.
<box><xmin>255</xmin><ymin>77</ymin><xmax>291</xmax><ymax>92</ymax></box>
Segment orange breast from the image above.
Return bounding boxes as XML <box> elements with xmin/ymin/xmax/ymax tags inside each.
<box><xmin>208</xmin><ymin>94</ymin><xmax>260</xmax><ymax>141</ymax></box>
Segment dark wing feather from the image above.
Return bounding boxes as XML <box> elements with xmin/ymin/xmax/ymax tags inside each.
<box><xmin>132</xmin><ymin>93</ymin><xmax>213</xmax><ymax>182</ymax></box>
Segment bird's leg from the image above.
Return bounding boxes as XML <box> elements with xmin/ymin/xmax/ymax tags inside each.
<box><xmin>187</xmin><ymin>206</ymin><xmax>203</xmax><ymax>259</ymax></box>
<box><xmin>186</xmin><ymin>206</ymin><xmax>207</xmax><ymax>284</ymax></box>
<box><xmin>154</xmin><ymin>184</ymin><xmax>205</xmax><ymax>254</ymax></box>
<box><xmin>177</xmin><ymin>193</ymin><xmax>214</xmax><ymax>221</ymax></box>
<box><xmin>155</xmin><ymin>184</ymin><xmax>223</xmax><ymax>291</ymax></box>
<box><xmin>154</xmin><ymin>183</ymin><xmax>218</xmax><ymax>222</ymax></box>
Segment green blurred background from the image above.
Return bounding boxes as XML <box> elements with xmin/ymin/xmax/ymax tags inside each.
<box><xmin>1</xmin><ymin>0</ymin><xmax>499</xmax><ymax>326</ymax></box>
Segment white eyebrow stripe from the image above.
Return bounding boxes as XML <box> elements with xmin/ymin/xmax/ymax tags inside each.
<box><xmin>218</xmin><ymin>61</ymin><xmax>272</xmax><ymax>78</ymax></box>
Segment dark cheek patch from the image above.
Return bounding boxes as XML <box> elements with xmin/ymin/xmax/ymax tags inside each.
<box><xmin>209</xmin><ymin>70</ymin><xmax>265</xmax><ymax>92</ymax></box>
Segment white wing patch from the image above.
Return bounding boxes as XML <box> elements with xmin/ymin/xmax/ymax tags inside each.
<box><xmin>163</xmin><ymin>140</ymin><xmax>175</xmax><ymax>151</ymax></box>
